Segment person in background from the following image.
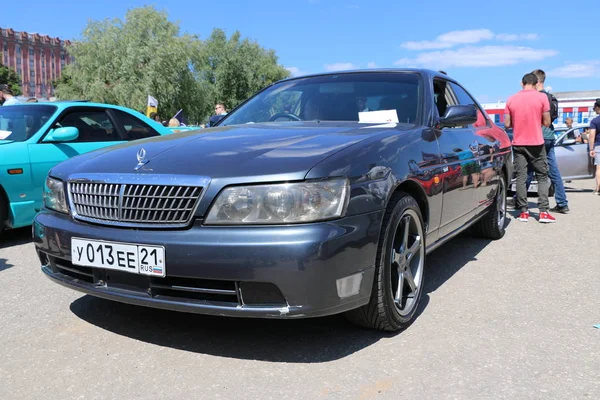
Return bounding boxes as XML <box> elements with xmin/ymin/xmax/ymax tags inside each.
<box><xmin>565</xmin><ymin>117</ymin><xmax>582</xmax><ymax>142</ymax></box>
<box><xmin>168</xmin><ymin>118</ymin><xmax>180</xmax><ymax>127</ymax></box>
<box><xmin>0</xmin><ymin>84</ymin><xmax>21</xmax><ymax>106</ymax></box>
<box><xmin>504</xmin><ymin>73</ymin><xmax>555</xmax><ymax>223</ymax></box>
<box><xmin>209</xmin><ymin>102</ymin><xmax>228</xmax><ymax>127</ymax></box>
<box><xmin>588</xmin><ymin>98</ymin><xmax>600</xmax><ymax>195</ymax></box>
<box><xmin>149</xmin><ymin>112</ymin><xmax>161</xmax><ymax>122</ymax></box>
<box><xmin>214</xmin><ymin>102</ymin><xmax>227</xmax><ymax>116</ymax></box>
<box><xmin>532</xmin><ymin>69</ymin><xmax>569</xmax><ymax>214</ymax></box>
<box><xmin>581</xmin><ymin>127</ymin><xmax>590</xmax><ymax>144</ymax></box>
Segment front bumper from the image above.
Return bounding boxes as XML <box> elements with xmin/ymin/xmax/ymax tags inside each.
<box><xmin>34</xmin><ymin>210</ymin><xmax>382</xmax><ymax>318</ymax></box>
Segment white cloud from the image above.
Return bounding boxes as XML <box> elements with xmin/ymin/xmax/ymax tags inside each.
<box><xmin>496</xmin><ymin>33</ymin><xmax>539</xmax><ymax>41</ymax></box>
<box><xmin>367</xmin><ymin>62</ymin><xmax>378</xmax><ymax>68</ymax></box>
<box><xmin>401</xmin><ymin>29</ymin><xmax>539</xmax><ymax>50</ymax></box>
<box><xmin>395</xmin><ymin>45</ymin><xmax>558</xmax><ymax>68</ymax></box>
<box><xmin>285</xmin><ymin>66</ymin><xmax>308</xmax><ymax>77</ymax></box>
<box><xmin>401</xmin><ymin>29</ymin><xmax>494</xmax><ymax>50</ymax></box>
<box><xmin>548</xmin><ymin>61</ymin><xmax>600</xmax><ymax>78</ymax></box>
<box><xmin>324</xmin><ymin>62</ymin><xmax>356</xmax><ymax>71</ymax></box>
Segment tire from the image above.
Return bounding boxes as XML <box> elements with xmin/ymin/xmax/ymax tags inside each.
<box><xmin>0</xmin><ymin>195</ymin><xmax>6</xmax><ymax>237</ymax></box>
<box><xmin>548</xmin><ymin>183</ymin><xmax>555</xmax><ymax>198</ymax></box>
<box><xmin>345</xmin><ymin>192</ymin><xmax>426</xmax><ymax>332</ymax></box>
<box><xmin>470</xmin><ymin>174</ymin><xmax>507</xmax><ymax>240</ymax></box>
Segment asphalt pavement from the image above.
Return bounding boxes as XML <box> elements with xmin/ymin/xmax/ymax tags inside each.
<box><xmin>1</xmin><ymin>179</ymin><xmax>598</xmax><ymax>400</ymax></box>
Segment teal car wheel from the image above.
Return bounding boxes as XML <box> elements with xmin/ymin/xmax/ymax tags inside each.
<box><xmin>0</xmin><ymin>194</ymin><xmax>6</xmax><ymax>236</ymax></box>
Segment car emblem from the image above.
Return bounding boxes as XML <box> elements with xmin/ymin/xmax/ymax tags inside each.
<box><xmin>134</xmin><ymin>148</ymin><xmax>149</xmax><ymax>171</ymax></box>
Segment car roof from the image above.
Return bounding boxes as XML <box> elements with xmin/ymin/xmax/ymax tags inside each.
<box><xmin>276</xmin><ymin>68</ymin><xmax>453</xmax><ymax>84</ymax></box>
<box><xmin>14</xmin><ymin>101</ymin><xmax>144</xmax><ymax>113</ymax></box>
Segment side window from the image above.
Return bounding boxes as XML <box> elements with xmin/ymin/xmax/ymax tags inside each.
<box><xmin>58</xmin><ymin>110</ymin><xmax>119</xmax><ymax>142</ymax></box>
<box><xmin>113</xmin><ymin>110</ymin><xmax>160</xmax><ymax>140</ymax></box>
<box><xmin>448</xmin><ymin>82</ymin><xmax>489</xmax><ymax>128</ymax></box>
<box><xmin>433</xmin><ymin>79</ymin><xmax>457</xmax><ymax>118</ymax></box>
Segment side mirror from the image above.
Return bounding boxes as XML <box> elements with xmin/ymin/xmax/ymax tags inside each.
<box><xmin>561</xmin><ymin>138</ymin><xmax>577</xmax><ymax>146</ymax></box>
<box><xmin>43</xmin><ymin>127</ymin><xmax>79</xmax><ymax>143</ymax></box>
<box><xmin>439</xmin><ymin>105</ymin><xmax>478</xmax><ymax>128</ymax></box>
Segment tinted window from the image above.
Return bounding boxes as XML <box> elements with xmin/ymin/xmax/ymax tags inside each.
<box><xmin>221</xmin><ymin>73</ymin><xmax>421</xmax><ymax>125</ymax></box>
<box><xmin>0</xmin><ymin>105</ymin><xmax>57</xmax><ymax>142</ymax></box>
<box><xmin>113</xmin><ymin>110</ymin><xmax>160</xmax><ymax>140</ymax></box>
<box><xmin>57</xmin><ymin>111</ymin><xmax>118</xmax><ymax>142</ymax></box>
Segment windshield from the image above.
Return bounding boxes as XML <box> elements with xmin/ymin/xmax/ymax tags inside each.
<box><xmin>0</xmin><ymin>105</ymin><xmax>57</xmax><ymax>142</ymax></box>
<box><xmin>221</xmin><ymin>72</ymin><xmax>422</xmax><ymax>126</ymax></box>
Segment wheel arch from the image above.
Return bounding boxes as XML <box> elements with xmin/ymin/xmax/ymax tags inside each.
<box><xmin>388</xmin><ymin>180</ymin><xmax>429</xmax><ymax>233</ymax></box>
<box><xmin>0</xmin><ymin>184</ymin><xmax>9</xmax><ymax>228</ymax></box>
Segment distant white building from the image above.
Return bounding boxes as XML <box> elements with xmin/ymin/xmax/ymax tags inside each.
<box><xmin>481</xmin><ymin>90</ymin><xmax>600</xmax><ymax>128</ymax></box>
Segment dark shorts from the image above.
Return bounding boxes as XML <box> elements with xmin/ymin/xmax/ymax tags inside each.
<box><xmin>461</xmin><ymin>161</ymin><xmax>481</xmax><ymax>176</ymax></box>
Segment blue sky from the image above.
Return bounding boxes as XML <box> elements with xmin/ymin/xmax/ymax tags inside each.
<box><xmin>3</xmin><ymin>0</ymin><xmax>599</xmax><ymax>103</ymax></box>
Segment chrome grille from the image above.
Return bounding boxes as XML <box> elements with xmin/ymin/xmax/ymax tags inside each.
<box><xmin>69</xmin><ymin>182</ymin><xmax>202</xmax><ymax>227</ymax></box>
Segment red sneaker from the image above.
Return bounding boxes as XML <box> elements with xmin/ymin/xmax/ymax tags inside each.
<box><xmin>539</xmin><ymin>212</ymin><xmax>556</xmax><ymax>223</ymax></box>
<box><xmin>518</xmin><ymin>211</ymin><xmax>530</xmax><ymax>222</ymax></box>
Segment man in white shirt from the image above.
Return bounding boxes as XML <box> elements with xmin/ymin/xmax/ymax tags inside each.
<box><xmin>0</xmin><ymin>84</ymin><xmax>21</xmax><ymax>106</ymax></box>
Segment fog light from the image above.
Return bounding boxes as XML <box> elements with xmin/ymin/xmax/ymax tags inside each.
<box><xmin>336</xmin><ymin>272</ymin><xmax>363</xmax><ymax>299</ymax></box>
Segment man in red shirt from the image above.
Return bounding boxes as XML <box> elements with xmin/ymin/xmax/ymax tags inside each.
<box><xmin>504</xmin><ymin>73</ymin><xmax>555</xmax><ymax>223</ymax></box>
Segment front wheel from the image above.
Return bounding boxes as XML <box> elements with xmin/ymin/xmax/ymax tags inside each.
<box><xmin>470</xmin><ymin>174</ymin><xmax>507</xmax><ymax>240</ymax></box>
<box><xmin>0</xmin><ymin>195</ymin><xmax>6</xmax><ymax>237</ymax></box>
<box><xmin>345</xmin><ymin>192</ymin><xmax>426</xmax><ymax>332</ymax></box>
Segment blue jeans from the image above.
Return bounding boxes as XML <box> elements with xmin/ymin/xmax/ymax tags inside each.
<box><xmin>514</xmin><ymin>140</ymin><xmax>568</xmax><ymax>207</ymax></box>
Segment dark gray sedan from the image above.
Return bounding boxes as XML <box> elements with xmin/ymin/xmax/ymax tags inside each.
<box><xmin>34</xmin><ymin>69</ymin><xmax>512</xmax><ymax>331</ymax></box>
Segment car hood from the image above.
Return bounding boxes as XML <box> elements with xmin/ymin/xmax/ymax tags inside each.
<box><xmin>52</xmin><ymin>122</ymin><xmax>400</xmax><ymax>181</ymax></box>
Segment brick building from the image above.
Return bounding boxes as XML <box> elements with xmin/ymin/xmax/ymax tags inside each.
<box><xmin>1</xmin><ymin>27</ymin><xmax>73</xmax><ymax>98</ymax></box>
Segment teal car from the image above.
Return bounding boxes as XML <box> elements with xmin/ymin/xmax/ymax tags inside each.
<box><xmin>166</xmin><ymin>125</ymin><xmax>204</xmax><ymax>133</ymax></box>
<box><xmin>0</xmin><ymin>102</ymin><xmax>172</xmax><ymax>236</ymax></box>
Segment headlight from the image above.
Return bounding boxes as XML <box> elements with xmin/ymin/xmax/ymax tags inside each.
<box><xmin>205</xmin><ymin>178</ymin><xmax>349</xmax><ymax>225</ymax></box>
<box><xmin>43</xmin><ymin>176</ymin><xmax>68</xmax><ymax>214</ymax></box>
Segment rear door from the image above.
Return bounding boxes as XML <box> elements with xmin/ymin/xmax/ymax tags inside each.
<box><xmin>108</xmin><ymin>109</ymin><xmax>163</xmax><ymax>140</ymax></box>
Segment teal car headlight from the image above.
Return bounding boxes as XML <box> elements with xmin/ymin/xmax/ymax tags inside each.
<box><xmin>43</xmin><ymin>176</ymin><xmax>68</xmax><ymax>214</ymax></box>
<box><xmin>205</xmin><ymin>178</ymin><xmax>349</xmax><ymax>225</ymax></box>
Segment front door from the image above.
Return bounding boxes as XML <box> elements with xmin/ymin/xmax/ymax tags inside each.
<box><xmin>28</xmin><ymin>109</ymin><xmax>125</xmax><ymax>213</ymax></box>
<box><xmin>433</xmin><ymin>79</ymin><xmax>482</xmax><ymax>238</ymax></box>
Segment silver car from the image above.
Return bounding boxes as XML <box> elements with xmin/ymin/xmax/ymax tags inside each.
<box><xmin>510</xmin><ymin>125</ymin><xmax>595</xmax><ymax>193</ymax></box>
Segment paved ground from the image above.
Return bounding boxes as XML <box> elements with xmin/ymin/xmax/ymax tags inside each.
<box><xmin>1</xmin><ymin>180</ymin><xmax>598</xmax><ymax>400</ymax></box>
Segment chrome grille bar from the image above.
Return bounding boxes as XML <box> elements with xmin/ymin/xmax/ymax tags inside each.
<box><xmin>68</xmin><ymin>182</ymin><xmax>203</xmax><ymax>228</ymax></box>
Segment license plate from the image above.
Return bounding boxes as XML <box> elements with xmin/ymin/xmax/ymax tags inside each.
<box><xmin>71</xmin><ymin>238</ymin><xmax>166</xmax><ymax>277</ymax></box>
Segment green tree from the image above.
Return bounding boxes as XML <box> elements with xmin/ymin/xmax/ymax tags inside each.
<box><xmin>0</xmin><ymin>62</ymin><xmax>22</xmax><ymax>96</ymax></box>
<box><xmin>55</xmin><ymin>6</ymin><xmax>208</xmax><ymax>122</ymax></box>
<box><xmin>194</xmin><ymin>29</ymin><xmax>291</xmax><ymax>113</ymax></box>
<box><xmin>55</xmin><ymin>6</ymin><xmax>291</xmax><ymax>122</ymax></box>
